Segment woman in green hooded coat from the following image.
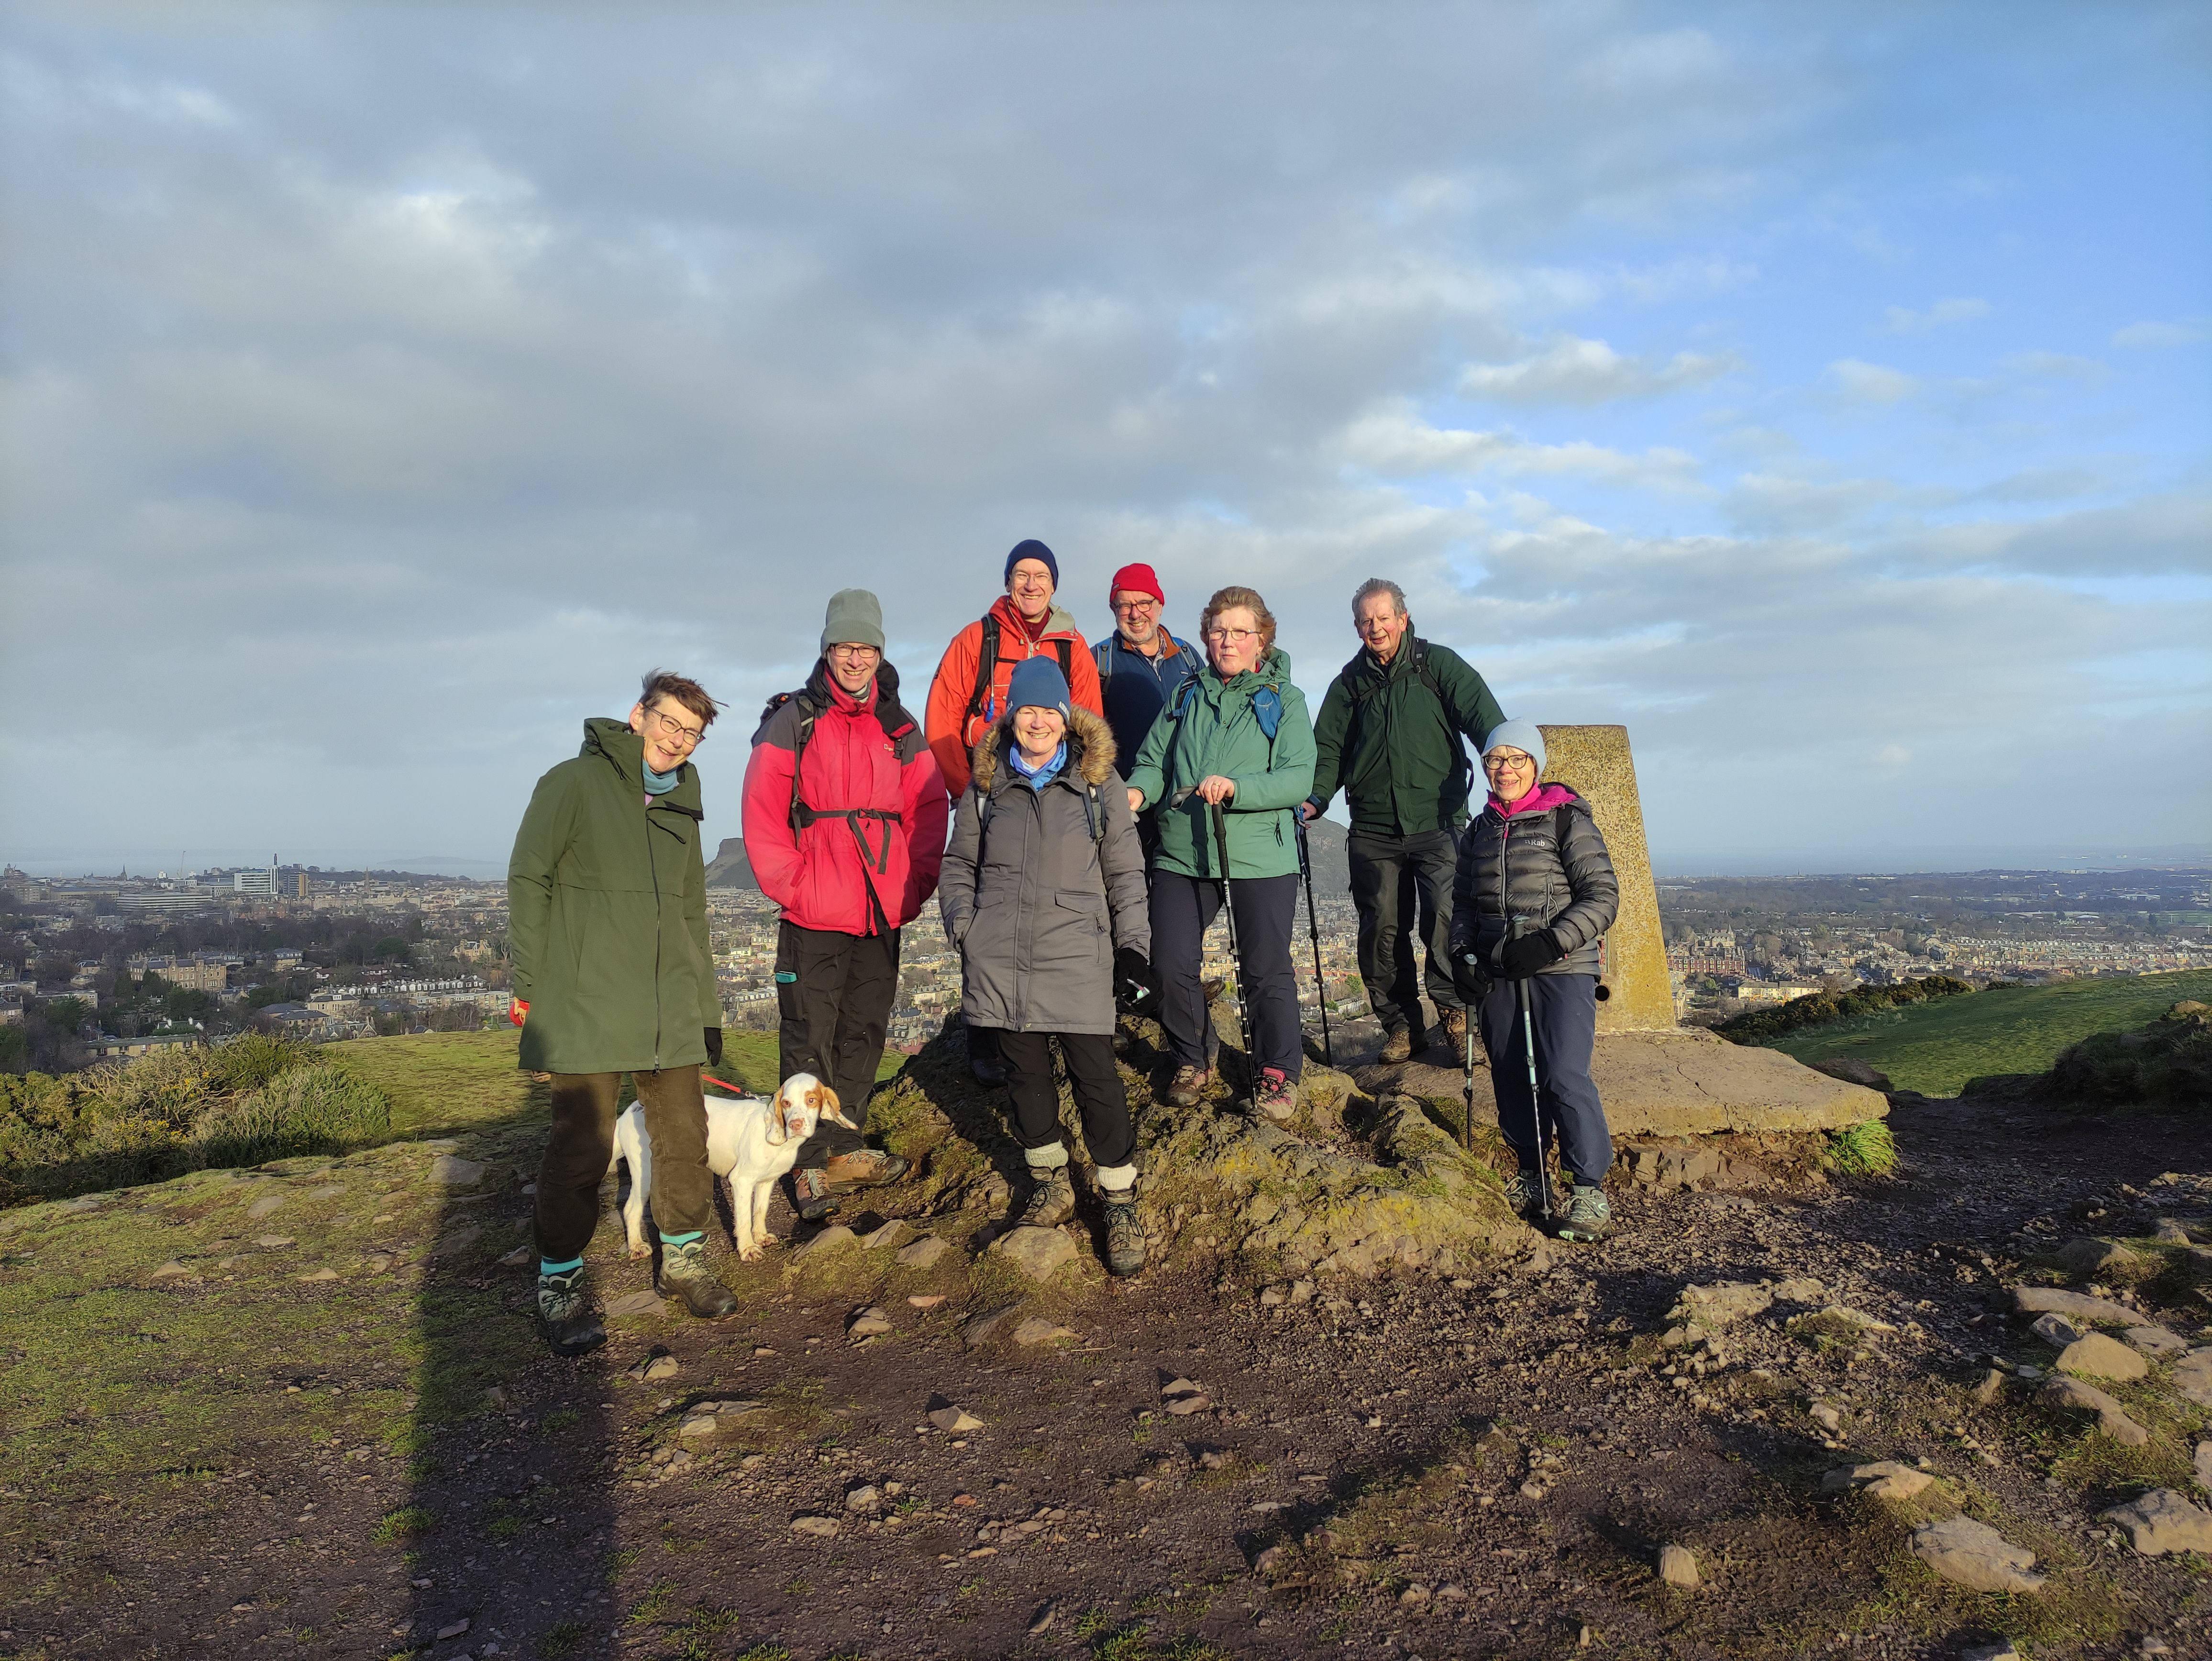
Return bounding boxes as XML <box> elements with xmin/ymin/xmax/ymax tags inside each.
<box><xmin>1124</xmin><ymin>585</ymin><xmax>1316</xmax><ymax>1120</ymax></box>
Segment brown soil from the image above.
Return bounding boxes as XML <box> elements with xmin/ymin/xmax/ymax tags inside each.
<box><xmin>3</xmin><ymin>1085</ymin><xmax>2208</xmax><ymax>1661</ymax></box>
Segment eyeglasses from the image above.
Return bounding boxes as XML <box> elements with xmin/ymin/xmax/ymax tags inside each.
<box><xmin>827</xmin><ymin>642</ymin><xmax>881</xmax><ymax>662</ymax></box>
<box><xmin>1205</xmin><ymin>625</ymin><xmax>1259</xmax><ymax>644</ymax></box>
<box><xmin>1482</xmin><ymin>751</ymin><xmax>1533</xmax><ymax>772</ymax></box>
<box><xmin>1113</xmin><ymin>596</ymin><xmax>1160</xmax><ymax>613</ymax></box>
<box><xmin>646</xmin><ymin>705</ymin><xmax>706</xmax><ymax>748</ymax></box>
<box><xmin>1008</xmin><ymin>568</ymin><xmax>1055</xmax><ymax>590</ymax></box>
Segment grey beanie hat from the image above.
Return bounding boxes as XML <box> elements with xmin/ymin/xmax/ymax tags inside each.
<box><xmin>820</xmin><ymin>588</ymin><xmax>885</xmax><ymax>654</ymax></box>
<box><xmin>1481</xmin><ymin>718</ymin><xmax>1547</xmax><ymax>774</ymax></box>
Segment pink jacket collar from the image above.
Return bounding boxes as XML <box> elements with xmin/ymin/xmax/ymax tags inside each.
<box><xmin>1490</xmin><ymin>781</ymin><xmax>1577</xmax><ymax>819</ymax></box>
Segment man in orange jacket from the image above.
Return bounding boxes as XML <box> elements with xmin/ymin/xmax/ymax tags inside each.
<box><xmin>925</xmin><ymin>538</ymin><xmax>1105</xmax><ymax>1083</ymax></box>
<box><xmin>925</xmin><ymin>539</ymin><xmax>1105</xmax><ymax>800</ymax></box>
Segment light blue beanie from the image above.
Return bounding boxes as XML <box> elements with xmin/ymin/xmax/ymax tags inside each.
<box><xmin>1481</xmin><ymin>719</ymin><xmax>1547</xmax><ymax>774</ymax></box>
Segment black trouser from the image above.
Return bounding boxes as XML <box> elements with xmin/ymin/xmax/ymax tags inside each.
<box><xmin>998</xmin><ymin>1030</ymin><xmax>1138</xmax><ymax>1177</ymax></box>
<box><xmin>1478</xmin><ymin>972</ymin><xmax>1611</xmax><ymax>1186</ymax></box>
<box><xmin>535</xmin><ymin>1065</ymin><xmax>708</xmax><ymax>1264</ymax></box>
<box><xmin>1348</xmin><ymin>827</ymin><xmax>1463</xmax><ymax>1034</ymax></box>
<box><xmin>1150</xmin><ymin>868</ymin><xmax>1303</xmax><ymax>1081</ymax></box>
<box><xmin>776</xmin><ymin>920</ymin><xmax>901</xmax><ymax>1168</ymax></box>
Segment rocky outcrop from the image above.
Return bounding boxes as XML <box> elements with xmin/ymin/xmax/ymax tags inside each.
<box><xmin>865</xmin><ymin>1016</ymin><xmax>1521</xmax><ymax>1280</ymax></box>
<box><xmin>1358</xmin><ymin>1025</ymin><xmax>1888</xmax><ymax>1140</ymax></box>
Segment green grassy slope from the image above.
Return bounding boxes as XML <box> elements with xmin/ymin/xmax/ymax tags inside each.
<box><xmin>1764</xmin><ymin>968</ymin><xmax>2212</xmax><ymax>1097</ymax></box>
<box><xmin>324</xmin><ymin>1028</ymin><xmax>902</xmax><ymax>1137</ymax></box>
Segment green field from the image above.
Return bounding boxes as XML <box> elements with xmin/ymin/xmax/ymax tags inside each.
<box><xmin>323</xmin><ymin>1027</ymin><xmax>901</xmax><ymax>1136</ymax></box>
<box><xmin>1764</xmin><ymin>968</ymin><xmax>2212</xmax><ymax>1097</ymax></box>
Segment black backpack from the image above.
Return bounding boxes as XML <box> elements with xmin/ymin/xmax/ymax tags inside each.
<box><xmin>965</xmin><ymin>612</ymin><xmax>1074</xmax><ymax>730</ymax></box>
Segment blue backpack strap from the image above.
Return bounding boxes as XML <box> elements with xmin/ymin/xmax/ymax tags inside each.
<box><xmin>1251</xmin><ymin>684</ymin><xmax>1282</xmax><ymax>742</ymax></box>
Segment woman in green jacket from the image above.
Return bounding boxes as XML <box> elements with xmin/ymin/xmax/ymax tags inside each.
<box><xmin>1124</xmin><ymin>586</ymin><xmax>1316</xmax><ymax>1119</ymax></box>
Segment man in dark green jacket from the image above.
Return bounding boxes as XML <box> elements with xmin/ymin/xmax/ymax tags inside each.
<box><xmin>508</xmin><ymin>670</ymin><xmax>735</xmax><ymax>1354</ymax></box>
<box><xmin>1302</xmin><ymin>579</ymin><xmax>1505</xmax><ymax>1063</ymax></box>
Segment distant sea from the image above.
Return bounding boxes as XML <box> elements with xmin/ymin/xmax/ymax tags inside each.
<box><xmin>4</xmin><ymin>852</ymin><xmax>508</xmax><ymax>881</ymax></box>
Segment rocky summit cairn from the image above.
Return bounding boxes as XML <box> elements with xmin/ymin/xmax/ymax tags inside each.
<box><xmin>1350</xmin><ymin>724</ymin><xmax>1892</xmax><ymax>1162</ymax></box>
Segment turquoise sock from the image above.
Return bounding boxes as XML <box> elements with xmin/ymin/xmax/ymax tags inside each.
<box><xmin>539</xmin><ymin>1256</ymin><xmax>583</xmax><ymax>1277</ymax></box>
<box><xmin>660</xmin><ymin>1231</ymin><xmax>704</xmax><ymax>1247</ymax></box>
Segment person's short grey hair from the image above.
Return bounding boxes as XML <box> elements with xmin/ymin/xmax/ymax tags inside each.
<box><xmin>1352</xmin><ymin>578</ymin><xmax>1407</xmax><ymax>620</ymax></box>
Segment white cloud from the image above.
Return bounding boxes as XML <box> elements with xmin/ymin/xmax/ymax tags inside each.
<box><xmin>1881</xmin><ymin>296</ymin><xmax>1990</xmax><ymax>332</ymax></box>
<box><xmin>1826</xmin><ymin>358</ymin><xmax>1917</xmax><ymax>402</ymax></box>
<box><xmin>1459</xmin><ymin>335</ymin><xmax>1740</xmax><ymax>404</ymax></box>
<box><xmin>2112</xmin><ymin>318</ymin><xmax>2211</xmax><ymax>348</ymax></box>
<box><xmin>1341</xmin><ymin>404</ymin><xmax>1707</xmax><ymax>493</ymax></box>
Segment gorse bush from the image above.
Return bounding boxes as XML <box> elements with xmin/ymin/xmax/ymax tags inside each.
<box><xmin>2047</xmin><ymin>1001</ymin><xmax>2212</xmax><ymax>1110</ymax></box>
<box><xmin>1714</xmin><ymin>975</ymin><xmax>1974</xmax><ymax>1046</ymax></box>
<box><xmin>0</xmin><ymin>1034</ymin><xmax>391</xmax><ymax>1207</ymax></box>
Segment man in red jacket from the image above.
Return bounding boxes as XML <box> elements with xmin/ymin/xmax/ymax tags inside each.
<box><xmin>743</xmin><ymin>588</ymin><xmax>950</xmax><ymax>1219</ymax></box>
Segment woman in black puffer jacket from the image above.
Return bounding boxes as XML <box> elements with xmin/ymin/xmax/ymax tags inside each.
<box><xmin>1449</xmin><ymin>719</ymin><xmax>1620</xmax><ymax>1241</ymax></box>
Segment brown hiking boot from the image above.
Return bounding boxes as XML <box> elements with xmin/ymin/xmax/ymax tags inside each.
<box><xmin>1378</xmin><ymin>1025</ymin><xmax>1415</xmax><ymax>1064</ymax></box>
<box><xmin>1164</xmin><ymin>1065</ymin><xmax>1213</xmax><ymax>1107</ymax></box>
<box><xmin>823</xmin><ymin>1148</ymin><xmax>911</xmax><ymax>1191</ymax></box>
<box><xmin>793</xmin><ymin>1165</ymin><xmax>840</xmax><ymax>1223</ymax></box>
<box><xmin>1436</xmin><ymin>1007</ymin><xmax>1468</xmax><ymax>1052</ymax></box>
<box><xmin>1015</xmin><ymin>1168</ymin><xmax>1075</xmax><ymax>1229</ymax></box>
<box><xmin>1102</xmin><ymin>1193</ymin><xmax>1145</xmax><ymax>1276</ymax></box>
<box><xmin>655</xmin><ymin>1239</ymin><xmax>737</xmax><ymax>1320</ymax></box>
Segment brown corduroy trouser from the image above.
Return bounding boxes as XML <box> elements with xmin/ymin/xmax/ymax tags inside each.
<box><xmin>532</xmin><ymin>1065</ymin><xmax>710</xmax><ymax>1264</ymax></box>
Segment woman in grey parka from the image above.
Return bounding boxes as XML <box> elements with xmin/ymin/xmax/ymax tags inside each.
<box><xmin>1449</xmin><ymin>719</ymin><xmax>1621</xmax><ymax>1243</ymax></box>
<box><xmin>939</xmin><ymin>656</ymin><xmax>1152</xmax><ymax>1275</ymax></box>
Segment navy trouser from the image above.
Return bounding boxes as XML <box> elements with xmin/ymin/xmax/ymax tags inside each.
<box><xmin>1347</xmin><ymin>828</ymin><xmax>1462</xmax><ymax>1033</ymax></box>
<box><xmin>776</xmin><ymin>920</ymin><xmax>900</xmax><ymax>1167</ymax></box>
<box><xmin>1479</xmin><ymin>972</ymin><xmax>1611</xmax><ymax>1186</ymax></box>
<box><xmin>1150</xmin><ymin>869</ymin><xmax>1304</xmax><ymax>1081</ymax></box>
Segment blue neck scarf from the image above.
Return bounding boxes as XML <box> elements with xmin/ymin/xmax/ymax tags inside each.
<box><xmin>1008</xmin><ymin>740</ymin><xmax>1068</xmax><ymax>790</ymax></box>
<box><xmin>643</xmin><ymin>760</ymin><xmax>683</xmax><ymax>796</ymax></box>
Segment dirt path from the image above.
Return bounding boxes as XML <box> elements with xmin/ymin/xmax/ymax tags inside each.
<box><xmin>3</xmin><ymin>1088</ymin><xmax>2208</xmax><ymax>1661</ymax></box>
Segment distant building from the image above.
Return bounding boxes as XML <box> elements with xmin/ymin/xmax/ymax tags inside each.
<box><xmin>234</xmin><ymin>866</ymin><xmax>279</xmax><ymax>897</ymax></box>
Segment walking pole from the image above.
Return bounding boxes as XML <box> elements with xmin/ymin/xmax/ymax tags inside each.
<box><xmin>1459</xmin><ymin>955</ymin><xmax>1479</xmax><ymax>1151</ymax></box>
<box><xmin>1510</xmin><ymin>916</ymin><xmax>1552</xmax><ymax>1224</ymax></box>
<box><xmin>1208</xmin><ymin>797</ymin><xmax>1248</xmax><ymax>1059</ymax></box>
<box><xmin>1294</xmin><ymin>816</ymin><xmax>1334</xmax><ymax>1068</ymax></box>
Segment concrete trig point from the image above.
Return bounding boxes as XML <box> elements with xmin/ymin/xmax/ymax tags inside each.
<box><xmin>1536</xmin><ymin>725</ymin><xmax>1674</xmax><ymax>1032</ymax></box>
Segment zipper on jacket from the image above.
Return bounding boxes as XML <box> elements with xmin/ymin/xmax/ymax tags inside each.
<box><xmin>645</xmin><ymin>799</ymin><xmax>664</xmax><ymax>1071</ymax></box>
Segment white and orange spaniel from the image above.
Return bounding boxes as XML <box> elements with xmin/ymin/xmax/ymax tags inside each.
<box><xmin>608</xmin><ymin>1073</ymin><xmax>853</xmax><ymax>1261</ymax></box>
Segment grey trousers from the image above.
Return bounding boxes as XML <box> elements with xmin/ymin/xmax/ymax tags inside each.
<box><xmin>1348</xmin><ymin>828</ymin><xmax>1462</xmax><ymax>1033</ymax></box>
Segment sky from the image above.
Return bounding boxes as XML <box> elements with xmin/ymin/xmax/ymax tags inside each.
<box><xmin>2</xmin><ymin>1</ymin><xmax>2208</xmax><ymax>877</ymax></box>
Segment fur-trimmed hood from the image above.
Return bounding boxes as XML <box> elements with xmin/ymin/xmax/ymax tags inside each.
<box><xmin>969</xmin><ymin>703</ymin><xmax>1117</xmax><ymax>796</ymax></box>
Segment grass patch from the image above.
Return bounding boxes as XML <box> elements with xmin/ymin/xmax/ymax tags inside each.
<box><xmin>538</xmin><ymin>1619</ymin><xmax>588</xmax><ymax>1657</ymax></box>
<box><xmin>1</xmin><ymin>1034</ymin><xmax>392</xmax><ymax>1206</ymax></box>
<box><xmin>1822</xmin><ymin>1119</ymin><xmax>1897</xmax><ymax>1178</ymax></box>
<box><xmin>1760</xmin><ymin>969</ymin><xmax>2212</xmax><ymax>1097</ymax></box>
<box><xmin>628</xmin><ymin>1578</ymin><xmax>676</xmax><ymax>1624</ymax></box>
<box><xmin>372</xmin><ymin>1506</ymin><xmax>434</xmax><ymax>1545</ymax></box>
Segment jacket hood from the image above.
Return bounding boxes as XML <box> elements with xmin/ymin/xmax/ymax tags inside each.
<box><xmin>581</xmin><ymin>716</ymin><xmax>702</xmax><ymax>810</ymax></box>
<box><xmin>970</xmin><ymin>703</ymin><xmax>1117</xmax><ymax>796</ymax></box>
<box><xmin>989</xmin><ymin>592</ymin><xmax>1082</xmax><ymax>642</ymax></box>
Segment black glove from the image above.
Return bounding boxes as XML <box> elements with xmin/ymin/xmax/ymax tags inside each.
<box><xmin>703</xmin><ymin>1027</ymin><xmax>724</xmax><ymax>1067</ymax></box>
<box><xmin>1113</xmin><ymin>946</ymin><xmax>1158</xmax><ymax>1008</ymax></box>
<box><xmin>1497</xmin><ymin>931</ymin><xmax>1565</xmax><ymax>980</ymax></box>
<box><xmin>1451</xmin><ymin>951</ymin><xmax>1491</xmax><ymax>1006</ymax></box>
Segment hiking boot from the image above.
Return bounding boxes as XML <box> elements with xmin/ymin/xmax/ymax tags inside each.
<box><xmin>1555</xmin><ymin>1184</ymin><xmax>1612</xmax><ymax>1244</ymax></box>
<box><xmin>1500</xmin><ymin>1169</ymin><xmax>1548</xmax><ymax>1223</ymax></box>
<box><xmin>537</xmin><ymin>1266</ymin><xmax>606</xmax><ymax>1357</ymax></box>
<box><xmin>1102</xmin><ymin>1193</ymin><xmax>1146</xmax><ymax>1277</ymax></box>
<box><xmin>656</xmin><ymin>1238</ymin><xmax>738</xmax><ymax>1319</ymax></box>
<box><xmin>1250</xmin><ymin>1067</ymin><xmax>1297</xmax><ymax>1123</ymax></box>
<box><xmin>1015</xmin><ymin>1167</ymin><xmax>1075</xmax><ymax>1230</ymax></box>
<box><xmin>793</xmin><ymin>1166</ymin><xmax>840</xmax><ymax>1223</ymax></box>
<box><xmin>1164</xmin><ymin>1065</ymin><xmax>1213</xmax><ymax>1108</ymax></box>
<box><xmin>1436</xmin><ymin>1007</ymin><xmax>1469</xmax><ymax>1052</ymax></box>
<box><xmin>1377</xmin><ymin>1025</ymin><xmax>1415</xmax><ymax>1064</ymax></box>
<box><xmin>824</xmin><ymin>1147</ymin><xmax>911</xmax><ymax>1191</ymax></box>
